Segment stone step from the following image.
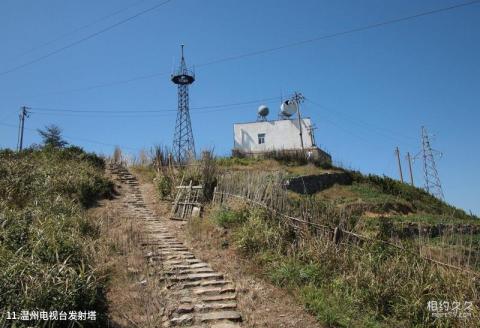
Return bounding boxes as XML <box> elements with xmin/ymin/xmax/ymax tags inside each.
<box><xmin>195</xmin><ymin>301</ymin><xmax>237</xmax><ymax>312</ymax></box>
<box><xmin>169</xmin><ymin>313</ymin><xmax>193</xmax><ymax>326</ymax></box>
<box><xmin>179</xmin><ymin>279</ymin><xmax>233</xmax><ymax>289</ymax></box>
<box><xmin>178</xmin><ymin>268</ymin><xmax>214</xmax><ymax>274</ymax></box>
<box><xmin>193</xmin><ymin>286</ymin><xmax>235</xmax><ymax>296</ymax></box>
<box><xmin>162</xmin><ymin>254</ymin><xmax>196</xmax><ymax>260</ymax></box>
<box><xmin>175</xmin><ymin>304</ymin><xmax>194</xmax><ymax>314</ymax></box>
<box><xmin>201</xmin><ymin>294</ymin><xmax>237</xmax><ymax>302</ymax></box>
<box><xmin>197</xmin><ymin>311</ymin><xmax>242</xmax><ymax>323</ymax></box>
<box><xmin>171</xmin><ymin>273</ymin><xmax>223</xmax><ymax>282</ymax></box>
<box><xmin>165</xmin><ymin>268</ymin><xmax>214</xmax><ymax>276</ymax></box>
<box><xmin>157</xmin><ymin>247</ymin><xmax>190</xmax><ymax>253</ymax></box>
<box><xmin>200</xmin><ymin>280</ymin><xmax>233</xmax><ymax>287</ymax></box>
<box><xmin>166</xmin><ymin>263</ymin><xmax>208</xmax><ymax>270</ymax></box>
<box><xmin>158</xmin><ymin>252</ymin><xmax>195</xmax><ymax>260</ymax></box>
<box><xmin>164</xmin><ymin>259</ymin><xmax>201</xmax><ymax>266</ymax></box>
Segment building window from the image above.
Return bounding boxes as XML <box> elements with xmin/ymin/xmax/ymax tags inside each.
<box><xmin>258</xmin><ymin>133</ymin><xmax>265</xmax><ymax>144</ymax></box>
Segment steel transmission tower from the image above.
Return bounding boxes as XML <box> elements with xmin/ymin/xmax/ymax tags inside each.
<box><xmin>420</xmin><ymin>126</ymin><xmax>444</xmax><ymax>200</ymax></box>
<box><xmin>171</xmin><ymin>45</ymin><xmax>196</xmax><ymax>163</ymax></box>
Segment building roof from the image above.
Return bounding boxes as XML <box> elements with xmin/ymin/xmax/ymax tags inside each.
<box><xmin>233</xmin><ymin>117</ymin><xmax>312</xmax><ymax>126</ymax></box>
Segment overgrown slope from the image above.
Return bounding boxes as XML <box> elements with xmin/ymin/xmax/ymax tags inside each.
<box><xmin>0</xmin><ymin>146</ymin><xmax>113</xmax><ymax>327</ymax></box>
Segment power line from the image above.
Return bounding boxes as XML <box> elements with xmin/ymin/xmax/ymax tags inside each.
<box><xmin>10</xmin><ymin>0</ymin><xmax>480</xmax><ymax>96</ymax></box>
<box><xmin>0</xmin><ymin>110</ymin><xmax>19</xmax><ymax>124</ymax></box>
<box><xmin>305</xmin><ymin>98</ymin><xmax>417</xmax><ymax>147</ymax></box>
<box><xmin>0</xmin><ymin>0</ymin><xmax>175</xmax><ymax>77</ymax></box>
<box><xmin>28</xmin><ymin>96</ymin><xmax>280</xmax><ymax>114</ymax></box>
<box><xmin>196</xmin><ymin>0</ymin><xmax>480</xmax><ymax>68</ymax></box>
<box><xmin>0</xmin><ymin>121</ymin><xmax>142</xmax><ymax>152</ymax></box>
<box><xmin>7</xmin><ymin>0</ymin><xmax>150</xmax><ymax>61</ymax></box>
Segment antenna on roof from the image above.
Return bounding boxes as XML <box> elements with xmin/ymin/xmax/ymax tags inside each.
<box><xmin>279</xmin><ymin>92</ymin><xmax>305</xmax><ymax>151</ymax></box>
<box><xmin>257</xmin><ymin>105</ymin><xmax>269</xmax><ymax>121</ymax></box>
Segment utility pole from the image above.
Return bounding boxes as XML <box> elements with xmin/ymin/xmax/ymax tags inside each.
<box><xmin>420</xmin><ymin>126</ymin><xmax>444</xmax><ymax>200</ymax></box>
<box><xmin>395</xmin><ymin>146</ymin><xmax>404</xmax><ymax>183</ymax></box>
<box><xmin>17</xmin><ymin>106</ymin><xmax>29</xmax><ymax>151</ymax></box>
<box><xmin>292</xmin><ymin>92</ymin><xmax>305</xmax><ymax>152</ymax></box>
<box><xmin>406</xmin><ymin>152</ymin><xmax>414</xmax><ymax>186</ymax></box>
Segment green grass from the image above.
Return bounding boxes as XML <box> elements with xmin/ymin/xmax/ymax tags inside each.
<box><xmin>0</xmin><ymin>146</ymin><xmax>113</xmax><ymax>327</ymax></box>
<box><xmin>205</xmin><ymin>203</ymin><xmax>479</xmax><ymax>328</ymax></box>
<box><xmin>349</xmin><ymin>183</ymin><xmax>401</xmax><ymax>203</ymax></box>
<box><xmin>212</xmin><ymin>206</ymin><xmax>248</xmax><ymax>228</ymax></box>
<box><xmin>348</xmin><ymin>172</ymin><xmax>477</xmax><ymax>221</ymax></box>
<box><xmin>216</xmin><ymin>156</ymin><xmax>262</xmax><ymax>167</ymax></box>
<box><xmin>301</xmin><ymin>285</ymin><xmax>382</xmax><ymax>328</ymax></box>
<box><xmin>388</xmin><ymin>214</ymin><xmax>480</xmax><ymax>226</ymax></box>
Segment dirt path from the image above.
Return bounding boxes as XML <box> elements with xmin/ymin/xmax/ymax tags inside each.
<box><xmin>108</xmin><ymin>164</ymin><xmax>244</xmax><ymax>327</ymax></box>
<box><xmin>135</xmin><ymin>173</ymin><xmax>322</xmax><ymax>328</ymax></box>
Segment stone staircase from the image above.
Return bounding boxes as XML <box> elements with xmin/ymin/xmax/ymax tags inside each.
<box><xmin>107</xmin><ymin>163</ymin><xmax>243</xmax><ymax>328</ymax></box>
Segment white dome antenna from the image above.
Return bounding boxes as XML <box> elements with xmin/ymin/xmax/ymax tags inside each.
<box><xmin>257</xmin><ymin>104</ymin><xmax>269</xmax><ymax>121</ymax></box>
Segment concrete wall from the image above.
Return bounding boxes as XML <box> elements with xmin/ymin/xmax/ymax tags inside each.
<box><xmin>233</xmin><ymin>118</ymin><xmax>314</xmax><ymax>152</ymax></box>
<box><xmin>284</xmin><ymin>173</ymin><xmax>352</xmax><ymax>194</ymax></box>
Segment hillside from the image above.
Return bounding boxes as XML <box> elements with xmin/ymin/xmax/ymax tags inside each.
<box><xmin>134</xmin><ymin>154</ymin><xmax>479</xmax><ymax>327</ymax></box>
<box><xmin>0</xmin><ymin>146</ymin><xmax>113</xmax><ymax>327</ymax></box>
<box><xmin>2</xmin><ymin>147</ymin><xmax>478</xmax><ymax>327</ymax></box>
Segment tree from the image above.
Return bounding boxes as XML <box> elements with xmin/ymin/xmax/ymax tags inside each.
<box><xmin>37</xmin><ymin>124</ymin><xmax>68</xmax><ymax>148</ymax></box>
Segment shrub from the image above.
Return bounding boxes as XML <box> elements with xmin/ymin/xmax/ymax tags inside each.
<box><xmin>200</xmin><ymin>150</ymin><xmax>218</xmax><ymax>201</ymax></box>
<box><xmin>234</xmin><ymin>208</ymin><xmax>292</xmax><ymax>255</ymax></box>
<box><xmin>213</xmin><ymin>207</ymin><xmax>248</xmax><ymax>228</ymax></box>
<box><xmin>155</xmin><ymin>173</ymin><xmax>172</xmax><ymax>199</ymax></box>
<box><xmin>78</xmin><ymin>176</ymin><xmax>113</xmax><ymax>207</ymax></box>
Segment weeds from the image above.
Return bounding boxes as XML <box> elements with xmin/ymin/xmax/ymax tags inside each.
<box><xmin>204</xmin><ymin>201</ymin><xmax>479</xmax><ymax>327</ymax></box>
<box><xmin>155</xmin><ymin>173</ymin><xmax>173</xmax><ymax>199</ymax></box>
<box><xmin>0</xmin><ymin>146</ymin><xmax>112</xmax><ymax>327</ymax></box>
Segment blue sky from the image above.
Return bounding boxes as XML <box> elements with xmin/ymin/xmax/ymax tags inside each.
<box><xmin>0</xmin><ymin>0</ymin><xmax>479</xmax><ymax>214</ymax></box>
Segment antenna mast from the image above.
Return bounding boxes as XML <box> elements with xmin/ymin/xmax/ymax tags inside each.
<box><xmin>421</xmin><ymin>126</ymin><xmax>444</xmax><ymax>200</ymax></box>
<box><xmin>171</xmin><ymin>45</ymin><xmax>196</xmax><ymax>163</ymax></box>
<box><xmin>292</xmin><ymin>92</ymin><xmax>305</xmax><ymax>152</ymax></box>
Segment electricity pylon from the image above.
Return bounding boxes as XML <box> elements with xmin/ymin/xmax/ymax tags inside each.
<box><xmin>420</xmin><ymin>126</ymin><xmax>444</xmax><ymax>200</ymax></box>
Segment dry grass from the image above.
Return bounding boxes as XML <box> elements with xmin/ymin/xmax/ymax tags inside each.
<box><xmin>313</xmin><ymin>184</ymin><xmax>357</xmax><ymax>202</ymax></box>
<box><xmin>206</xmin><ymin>200</ymin><xmax>480</xmax><ymax>327</ymax></box>
<box><xmin>185</xmin><ymin>205</ymin><xmax>322</xmax><ymax>328</ymax></box>
<box><xmin>91</xmin><ymin>197</ymin><xmax>166</xmax><ymax>327</ymax></box>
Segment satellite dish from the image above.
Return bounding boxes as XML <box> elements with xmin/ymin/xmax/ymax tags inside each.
<box><xmin>257</xmin><ymin>105</ymin><xmax>269</xmax><ymax>117</ymax></box>
<box><xmin>280</xmin><ymin>100</ymin><xmax>297</xmax><ymax>117</ymax></box>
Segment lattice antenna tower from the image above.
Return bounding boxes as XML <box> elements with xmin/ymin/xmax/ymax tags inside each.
<box><xmin>421</xmin><ymin>126</ymin><xmax>444</xmax><ymax>200</ymax></box>
<box><xmin>171</xmin><ymin>45</ymin><xmax>196</xmax><ymax>163</ymax></box>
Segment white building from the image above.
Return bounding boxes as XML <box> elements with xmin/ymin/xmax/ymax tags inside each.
<box><xmin>233</xmin><ymin>117</ymin><xmax>331</xmax><ymax>164</ymax></box>
<box><xmin>234</xmin><ymin>118</ymin><xmax>313</xmax><ymax>153</ymax></box>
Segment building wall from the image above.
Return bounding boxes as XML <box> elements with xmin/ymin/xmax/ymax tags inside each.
<box><xmin>233</xmin><ymin>118</ymin><xmax>314</xmax><ymax>153</ymax></box>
